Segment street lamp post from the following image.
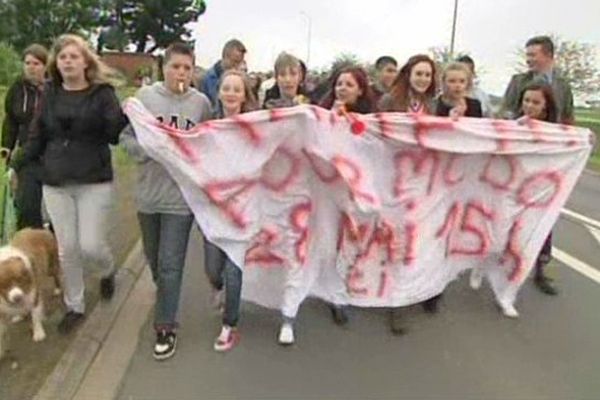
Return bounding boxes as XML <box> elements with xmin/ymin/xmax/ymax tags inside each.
<box><xmin>300</xmin><ymin>11</ymin><xmax>312</xmax><ymax>66</ymax></box>
<box><xmin>449</xmin><ymin>0</ymin><xmax>459</xmax><ymax>56</ymax></box>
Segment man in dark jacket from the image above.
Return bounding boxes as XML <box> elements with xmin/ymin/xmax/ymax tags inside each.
<box><xmin>2</xmin><ymin>44</ymin><xmax>48</xmax><ymax>229</ymax></box>
<box><xmin>200</xmin><ymin>39</ymin><xmax>246</xmax><ymax>108</ymax></box>
<box><xmin>502</xmin><ymin>35</ymin><xmax>574</xmax><ymax>124</ymax></box>
<box><xmin>501</xmin><ymin>36</ymin><xmax>573</xmax><ymax>296</ymax></box>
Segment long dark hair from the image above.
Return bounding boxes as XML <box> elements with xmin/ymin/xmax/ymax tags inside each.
<box><xmin>319</xmin><ymin>66</ymin><xmax>375</xmax><ymax>114</ymax></box>
<box><xmin>384</xmin><ymin>54</ymin><xmax>437</xmax><ymax>113</ymax></box>
<box><xmin>517</xmin><ymin>83</ymin><xmax>558</xmax><ymax>123</ymax></box>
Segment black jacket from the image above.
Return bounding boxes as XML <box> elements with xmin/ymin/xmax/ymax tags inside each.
<box><xmin>2</xmin><ymin>78</ymin><xmax>43</xmax><ymax>154</ymax></box>
<box><xmin>435</xmin><ymin>97</ymin><xmax>483</xmax><ymax>118</ymax></box>
<box><xmin>11</xmin><ymin>82</ymin><xmax>128</xmax><ymax>186</ymax></box>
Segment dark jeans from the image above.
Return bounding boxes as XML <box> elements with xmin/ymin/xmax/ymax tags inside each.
<box><xmin>535</xmin><ymin>232</ymin><xmax>553</xmax><ymax>276</ymax></box>
<box><xmin>203</xmin><ymin>237</ymin><xmax>242</xmax><ymax>327</ymax></box>
<box><xmin>138</xmin><ymin>212</ymin><xmax>194</xmax><ymax>331</ymax></box>
<box><xmin>15</xmin><ymin>163</ymin><xmax>43</xmax><ymax>229</ymax></box>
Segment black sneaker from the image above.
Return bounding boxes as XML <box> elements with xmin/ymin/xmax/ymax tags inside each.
<box><xmin>100</xmin><ymin>274</ymin><xmax>115</xmax><ymax>300</ymax></box>
<box><xmin>388</xmin><ymin>309</ymin><xmax>407</xmax><ymax>336</ymax></box>
<box><xmin>534</xmin><ymin>274</ymin><xmax>559</xmax><ymax>296</ymax></box>
<box><xmin>154</xmin><ymin>330</ymin><xmax>177</xmax><ymax>361</ymax></box>
<box><xmin>422</xmin><ymin>294</ymin><xmax>442</xmax><ymax>314</ymax></box>
<box><xmin>58</xmin><ymin>311</ymin><xmax>85</xmax><ymax>334</ymax></box>
<box><xmin>330</xmin><ymin>304</ymin><xmax>349</xmax><ymax>326</ymax></box>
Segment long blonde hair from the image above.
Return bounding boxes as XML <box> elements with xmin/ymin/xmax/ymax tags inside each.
<box><xmin>47</xmin><ymin>34</ymin><xmax>122</xmax><ymax>86</ymax></box>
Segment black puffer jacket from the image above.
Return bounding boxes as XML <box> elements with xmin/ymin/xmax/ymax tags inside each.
<box><xmin>11</xmin><ymin>82</ymin><xmax>128</xmax><ymax>186</ymax></box>
<box><xmin>2</xmin><ymin>78</ymin><xmax>43</xmax><ymax>153</ymax></box>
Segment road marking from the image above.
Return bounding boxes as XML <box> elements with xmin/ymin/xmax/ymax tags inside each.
<box><xmin>561</xmin><ymin>207</ymin><xmax>600</xmax><ymax>230</ymax></box>
<box><xmin>586</xmin><ymin>225</ymin><xmax>600</xmax><ymax>246</ymax></box>
<box><xmin>553</xmin><ymin>247</ymin><xmax>600</xmax><ymax>285</ymax></box>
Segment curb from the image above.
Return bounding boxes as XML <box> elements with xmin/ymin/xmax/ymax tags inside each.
<box><xmin>33</xmin><ymin>240</ymin><xmax>145</xmax><ymax>400</ymax></box>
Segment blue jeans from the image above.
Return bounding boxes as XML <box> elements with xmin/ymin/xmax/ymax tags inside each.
<box><xmin>203</xmin><ymin>237</ymin><xmax>243</xmax><ymax>327</ymax></box>
<box><xmin>138</xmin><ymin>212</ymin><xmax>194</xmax><ymax>331</ymax></box>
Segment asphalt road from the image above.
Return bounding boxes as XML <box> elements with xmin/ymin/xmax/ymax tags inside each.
<box><xmin>116</xmin><ymin>171</ymin><xmax>600</xmax><ymax>400</ymax></box>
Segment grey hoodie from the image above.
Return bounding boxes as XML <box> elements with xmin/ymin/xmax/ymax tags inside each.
<box><xmin>120</xmin><ymin>82</ymin><xmax>212</xmax><ymax>215</ymax></box>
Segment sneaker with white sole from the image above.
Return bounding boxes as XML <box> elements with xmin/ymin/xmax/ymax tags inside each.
<box><xmin>278</xmin><ymin>322</ymin><xmax>295</xmax><ymax>345</ymax></box>
<box><xmin>469</xmin><ymin>268</ymin><xmax>484</xmax><ymax>290</ymax></box>
<box><xmin>498</xmin><ymin>299</ymin><xmax>519</xmax><ymax>318</ymax></box>
<box><xmin>214</xmin><ymin>325</ymin><xmax>240</xmax><ymax>352</ymax></box>
<box><xmin>154</xmin><ymin>330</ymin><xmax>177</xmax><ymax>360</ymax></box>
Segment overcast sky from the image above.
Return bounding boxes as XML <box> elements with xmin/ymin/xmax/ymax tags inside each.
<box><xmin>192</xmin><ymin>0</ymin><xmax>599</xmax><ymax>95</ymax></box>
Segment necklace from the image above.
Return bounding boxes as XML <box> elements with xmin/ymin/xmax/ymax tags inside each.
<box><xmin>409</xmin><ymin>100</ymin><xmax>423</xmax><ymax>113</ymax></box>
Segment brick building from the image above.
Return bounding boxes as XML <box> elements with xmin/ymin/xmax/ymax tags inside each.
<box><xmin>101</xmin><ymin>52</ymin><xmax>158</xmax><ymax>86</ymax></box>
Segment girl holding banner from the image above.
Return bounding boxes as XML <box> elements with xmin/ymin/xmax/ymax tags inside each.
<box><xmin>317</xmin><ymin>66</ymin><xmax>376</xmax><ymax>328</ymax></box>
<box><xmin>379</xmin><ymin>54</ymin><xmax>437</xmax><ymax>114</ymax></box>
<box><xmin>517</xmin><ymin>83</ymin><xmax>559</xmax><ymax>296</ymax></box>
<box><xmin>320</xmin><ymin>66</ymin><xmax>376</xmax><ymax>115</ymax></box>
<box><xmin>436</xmin><ymin>62</ymin><xmax>483</xmax><ymax>118</ymax></box>
<box><xmin>206</xmin><ymin>70</ymin><xmax>258</xmax><ymax>352</ymax></box>
<box><xmin>276</xmin><ymin>65</ymin><xmax>377</xmax><ymax>345</ymax></box>
<box><xmin>378</xmin><ymin>55</ymin><xmax>438</xmax><ymax>335</ymax></box>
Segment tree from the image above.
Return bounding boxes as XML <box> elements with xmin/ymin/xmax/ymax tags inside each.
<box><xmin>101</xmin><ymin>0</ymin><xmax>206</xmax><ymax>53</ymax></box>
<box><xmin>0</xmin><ymin>42</ymin><xmax>21</xmax><ymax>86</ymax></box>
<box><xmin>514</xmin><ymin>36</ymin><xmax>600</xmax><ymax>96</ymax></box>
<box><xmin>428</xmin><ymin>46</ymin><xmax>469</xmax><ymax>67</ymax></box>
<box><xmin>0</xmin><ymin>0</ymin><xmax>108</xmax><ymax>51</ymax></box>
<box><xmin>330</xmin><ymin>53</ymin><xmax>361</xmax><ymax>72</ymax></box>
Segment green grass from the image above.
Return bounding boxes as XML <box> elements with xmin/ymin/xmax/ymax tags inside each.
<box><xmin>575</xmin><ymin>108</ymin><xmax>600</xmax><ymax>172</ymax></box>
<box><xmin>575</xmin><ymin>108</ymin><xmax>600</xmax><ymax>119</ymax></box>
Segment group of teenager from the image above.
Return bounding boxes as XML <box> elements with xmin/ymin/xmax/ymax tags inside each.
<box><xmin>2</xmin><ymin>32</ymin><xmax>574</xmax><ymax>360</ymax></box>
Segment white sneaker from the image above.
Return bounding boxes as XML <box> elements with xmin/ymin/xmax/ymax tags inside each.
<box><xmin>469</xmin><ymin>268</ymin><xmax>484</xmax><ymax>290</ymax></box>
<box><xmin>214</xmin><ymin>325</ymin><xmax>240</xmax><ymax>352</ymax></box>
<box><xmin>278</xmin><ymin>322</ymin><xmax>295</xmax><ymax>345</ymax></box>
<box><xmin>498</xmin><ymin>299</ymin><xmax>519</xmax><ymax>318</ymax></box>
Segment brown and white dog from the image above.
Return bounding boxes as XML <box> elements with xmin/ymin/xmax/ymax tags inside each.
<box><xmin>0</xmin><ymin>229</ymin><xmax>62</xmax><ymax>359</ymax></box>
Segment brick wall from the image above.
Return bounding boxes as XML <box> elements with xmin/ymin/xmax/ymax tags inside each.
<box><xmin>101</xmin><ymin>52</ymin><xmax>157</xmax><ymax>86</ymax></box>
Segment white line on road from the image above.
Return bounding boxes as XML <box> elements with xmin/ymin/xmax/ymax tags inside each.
<box><xmin>586</xmin><ymin>225</ymin><xmax>600</xmax><ymax>247</ymax></box>
<box><xmin>561</xmin><ymin>208</ymin><xmax>600</xmax><ymax>229</ymax></box>
<box><xmin>553</xmin><ymin>247</ymin><xmax>600</xmax><ymax>285</ymax></box>
<box><xmin>561</xmin><ymin>207</ymin><xmax>600</xmax><ymax>230</ymax></box>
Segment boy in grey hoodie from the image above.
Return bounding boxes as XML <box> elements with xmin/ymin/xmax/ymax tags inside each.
<box><xmin>120</xmin><ymin>43</ymin><xmax>212</xmax><ymax>361</ymax></box>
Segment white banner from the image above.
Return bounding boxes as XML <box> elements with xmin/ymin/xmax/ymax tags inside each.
<box><xmin>124</xmin><ymin>99</ymin><xmax>592</xmax><ymax>313</ymax></box>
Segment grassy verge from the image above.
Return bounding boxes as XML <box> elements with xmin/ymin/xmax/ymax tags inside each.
<box><xmin>575</xmin><ymin>108</ymin><xmax>600</xmax><ymax>172</ymax></box>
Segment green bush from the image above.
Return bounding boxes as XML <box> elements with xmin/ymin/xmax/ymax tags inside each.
<box><xmin>0</xmin><ymin>42</ymin><xmax>21</xmax><ymax>86</ymax></box>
